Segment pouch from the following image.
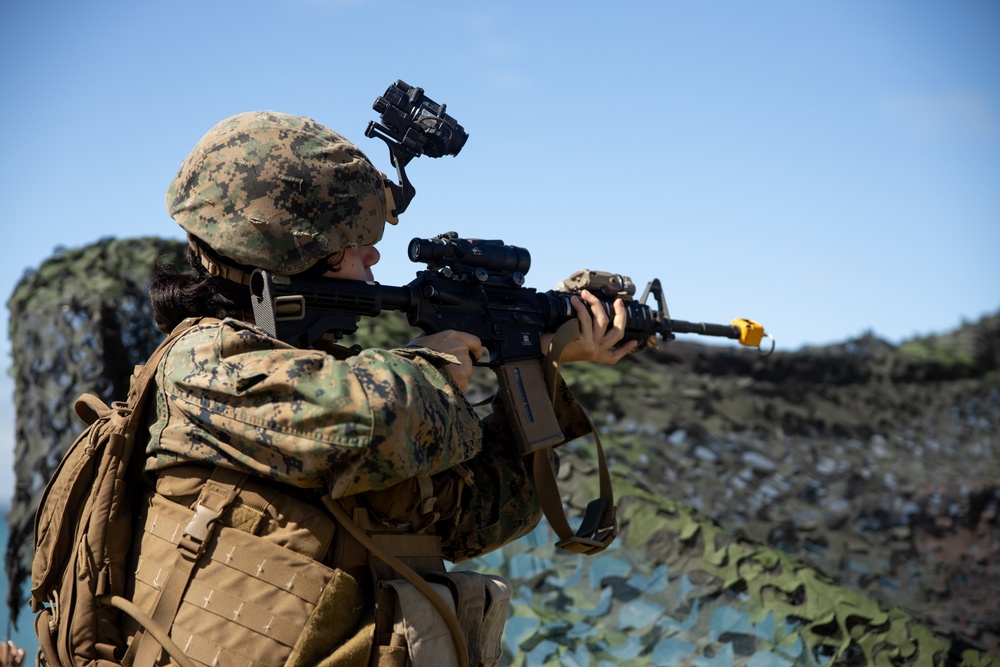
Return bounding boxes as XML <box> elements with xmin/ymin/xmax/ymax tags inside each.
<box><xmin>372</xmin><ymin>571</ymin><xmax>512</xmax><ymax>667</ymax></box>
<box><xmin>125</xmin><ymin>480</ymin><xmax>368</xmax><ymax>667</ymax></box>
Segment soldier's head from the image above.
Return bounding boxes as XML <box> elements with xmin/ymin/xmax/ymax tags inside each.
<box><xmin>165</xmin><ymin>111</ymin><xmax>396</xmax><ymax>283</ymax></box>
<box><xmin>151</xmin><ymin>112</ymin><xmax>394</xmax><ymax>333</ymax></box>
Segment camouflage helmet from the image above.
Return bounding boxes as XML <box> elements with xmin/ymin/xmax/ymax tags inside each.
<box><xmin>166</xmin><ymin>111</ymin><xmax>396</xmax><ymax>277</ymax></box>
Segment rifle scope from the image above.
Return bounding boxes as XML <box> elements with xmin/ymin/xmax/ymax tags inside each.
<box><xmin>409</xmin><ymin>233</ymin><xmax>531</xmax><ymax>276</ymax></box>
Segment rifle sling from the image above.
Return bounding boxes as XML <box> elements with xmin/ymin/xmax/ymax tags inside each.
<box><xmin>535</xmin><ymin>320</ymin><xmax>618</xmax><ymax>554</ymax></box>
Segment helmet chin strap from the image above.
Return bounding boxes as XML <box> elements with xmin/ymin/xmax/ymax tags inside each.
<box><xmin>188</xmin><ymin>238</ymin><xmax>255</xmax><ymax>285</ymax></box>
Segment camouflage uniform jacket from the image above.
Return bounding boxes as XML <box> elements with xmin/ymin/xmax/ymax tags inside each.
<box><xmin>144</xmin><ymin>317</ymin><xmax>590</xmax><ymax>562</ymax></box>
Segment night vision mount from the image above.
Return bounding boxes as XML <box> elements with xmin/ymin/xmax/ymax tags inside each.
<box><xmin>366</xmin><ymin>80</ymin><xmax>468</xmax><ymax>217</ymax></box>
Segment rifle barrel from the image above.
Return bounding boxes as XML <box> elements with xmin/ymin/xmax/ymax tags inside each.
<box><xmin>661</xmin><ymin>319</ymin><xmax>740</xmax><ymax>340</ymax></box>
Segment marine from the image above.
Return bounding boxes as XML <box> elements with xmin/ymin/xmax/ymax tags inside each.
<box><xmin>112</xmin><ymin>110</ymin><xmax>636</xmax><ymax>667</ymax></box>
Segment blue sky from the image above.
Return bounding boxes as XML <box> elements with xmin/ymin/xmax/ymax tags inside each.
<box><xmin>0</xmin><ymin>1</ymin><xmax>998</xmax><ymax>500</ymax></box>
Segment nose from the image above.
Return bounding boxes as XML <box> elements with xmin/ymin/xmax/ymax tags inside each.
<box><xmin>362</xmin><ymin>245</ymin><xmax>380</xmax><ymax>268</ymax></box>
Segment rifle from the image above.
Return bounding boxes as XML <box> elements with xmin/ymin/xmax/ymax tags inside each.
<box><xmin>249</xmin><ymin>231</ymin><xmax>773</xmax><ymax>456</ymax></box>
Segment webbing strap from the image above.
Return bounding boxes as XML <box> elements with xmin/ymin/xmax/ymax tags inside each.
<box><xmin>534</xmin><ymin>320</ymin><xmax>618</xmax><ymax>554</ymax></box>
<box><xmin>128</xmin><ymin>467</ymin><xmax>245</xmax><ymax>667</ymax></box>
<box><xmin>125</xmin><ymin>317</ymin><xmax>217</xmax><ymax>422</ymax></box>
<box><xmin>188</xmin><ymin>238</ymin><xmax>254</xmax><ymax>286</ymax></box>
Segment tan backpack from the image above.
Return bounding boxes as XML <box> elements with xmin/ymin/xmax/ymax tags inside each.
<box><xmin>30</xmin><ymin>320</ymin><xmax>200</xmax><ymax>667</ymax></box>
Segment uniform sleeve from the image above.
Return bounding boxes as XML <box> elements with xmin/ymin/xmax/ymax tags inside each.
<box><xmin>147</xmin><ymin>319</ymin><xmax>484</xmax><ymax>497</ymax></box>
<box><xmin>433</xmin><ymin>373</ymin><xmax>596</xmax><ymax>562</ymax></box>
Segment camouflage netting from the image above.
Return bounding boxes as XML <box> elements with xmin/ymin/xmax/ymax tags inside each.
<box><xmin>5</xmin><ymin>237</ymin><xmax>999</xmax><ymax>665</ymax></box>
<box><xmin>4</xmin><ymin>237</ymin><xmax>186</xmax><ymax>626</ymax></box>
<box><xmin>542</xmin><ymin>325</ymin><xmax>1000</xmax><ymax>660</ymax></box>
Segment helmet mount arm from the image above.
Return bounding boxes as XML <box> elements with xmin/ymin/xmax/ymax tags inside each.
<box><xmin>365</xmin><ymin>120</ymin><xmax>417</xmax><ymax>217</ymax></box>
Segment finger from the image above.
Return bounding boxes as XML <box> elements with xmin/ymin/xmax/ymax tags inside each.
<box><xmin>605</xmin><ymin>338</ymin><xmax>639</xmax><ymax>362</ymax></box>
<box><xmin>409</xmin><ymin>330</ymin><xmax>483</xmax><ymax>364</ymax></box>
<box><xmin>570</xmin><ymin>295</ymin><xmax>595</xmax><ymax>344</ymax></box>
<box><xmin>443</xmin><ymin>330</ymin><xmax>483</xmax><ymax>364</ymax></box>
<box><xmin>586</xmin><ymin>296</ymin><xmax>625</xmax><ymax>353</ymax></box>
<box><xmin>580</xmin><ymin>290</ymin><xmax>610</xmax><ymax>331</ymax></box>
<box><xmin>464</xmin><ymin>333</ymin><xmax>484</xmax><ymax>363</ymax></box>
<box><xmin>612</xmin><ymin>297</ymin><xmax>629</xmax><ymax>328</ymax></box>
<box><xmin>600</xmin><ymin>298</ymin><xmax>629</xmax><ymax>348</ymax></box>
<box><xmin>570</xmin><ymin>294</ymin><xmax>592</xmax><ymax>323</ymax></box>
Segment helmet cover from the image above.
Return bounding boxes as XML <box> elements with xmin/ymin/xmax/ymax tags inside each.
<box><xmin>166</xmin><ymin>111</ymin><xmax>393</xmax><ymax>275</ymax></box>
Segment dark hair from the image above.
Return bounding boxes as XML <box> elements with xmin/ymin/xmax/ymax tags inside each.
<box><xmin>149</xmin><ymin>243</ymin><xmax>253</xmax><ymax>333</ymax></box>
<box><xmin>149</xmin><ymin>239</ymin><xmax>346</xmax><ymax>333</ymax></box>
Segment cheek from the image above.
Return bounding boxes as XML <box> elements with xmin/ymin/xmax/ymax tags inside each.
<box><xmin>347</xmin><ymin>250</ymin><xmax>373</xmax><ymax>279</ymax></box>
<box><xmin>344</xmin><ymin>249</ymin><xmax>364</xmax><ymax>269</ymax></box>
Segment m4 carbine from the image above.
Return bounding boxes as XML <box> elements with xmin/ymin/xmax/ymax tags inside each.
<box><xmin>250</xmin><ymin>232</ymin><xmax>772</xmax><ymax>455</ymax></box>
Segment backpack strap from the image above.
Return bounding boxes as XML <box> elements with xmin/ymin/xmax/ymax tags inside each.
<box><xmin>125</xmin><ymin>317</ymin><xmax>216</xmax><ymax>415</ymax></box>
<box><xmin>112</xmin><ymin>317</ymin><xmax>219</xmax><ymax>543</ymax></box>
<box><xmin>95</xmin><ymin>317</ymin><xmax>221</xmax><ymax>666</ymax></box>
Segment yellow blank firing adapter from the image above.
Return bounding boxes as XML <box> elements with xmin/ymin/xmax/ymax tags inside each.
<box><xmin>731</xmin><ymin>318</ymin><xmax>775</xmax><ymax>354</ymax></box>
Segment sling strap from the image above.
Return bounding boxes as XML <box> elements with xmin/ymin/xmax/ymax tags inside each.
<box><xmin>534</xmin><ymin>319</ymin><xmax>618</xmax><ymax>554</ymax></box>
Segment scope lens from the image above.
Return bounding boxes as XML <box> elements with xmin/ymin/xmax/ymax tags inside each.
<box><xmin>408</xmin><ymin>238</ymin><xmax>426</xmax><ymax>262</ymax></box>
<box><xmin>409</xmin><ymin>237</ymin><xmax>455</xmax><ymax>264</ymax></box>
